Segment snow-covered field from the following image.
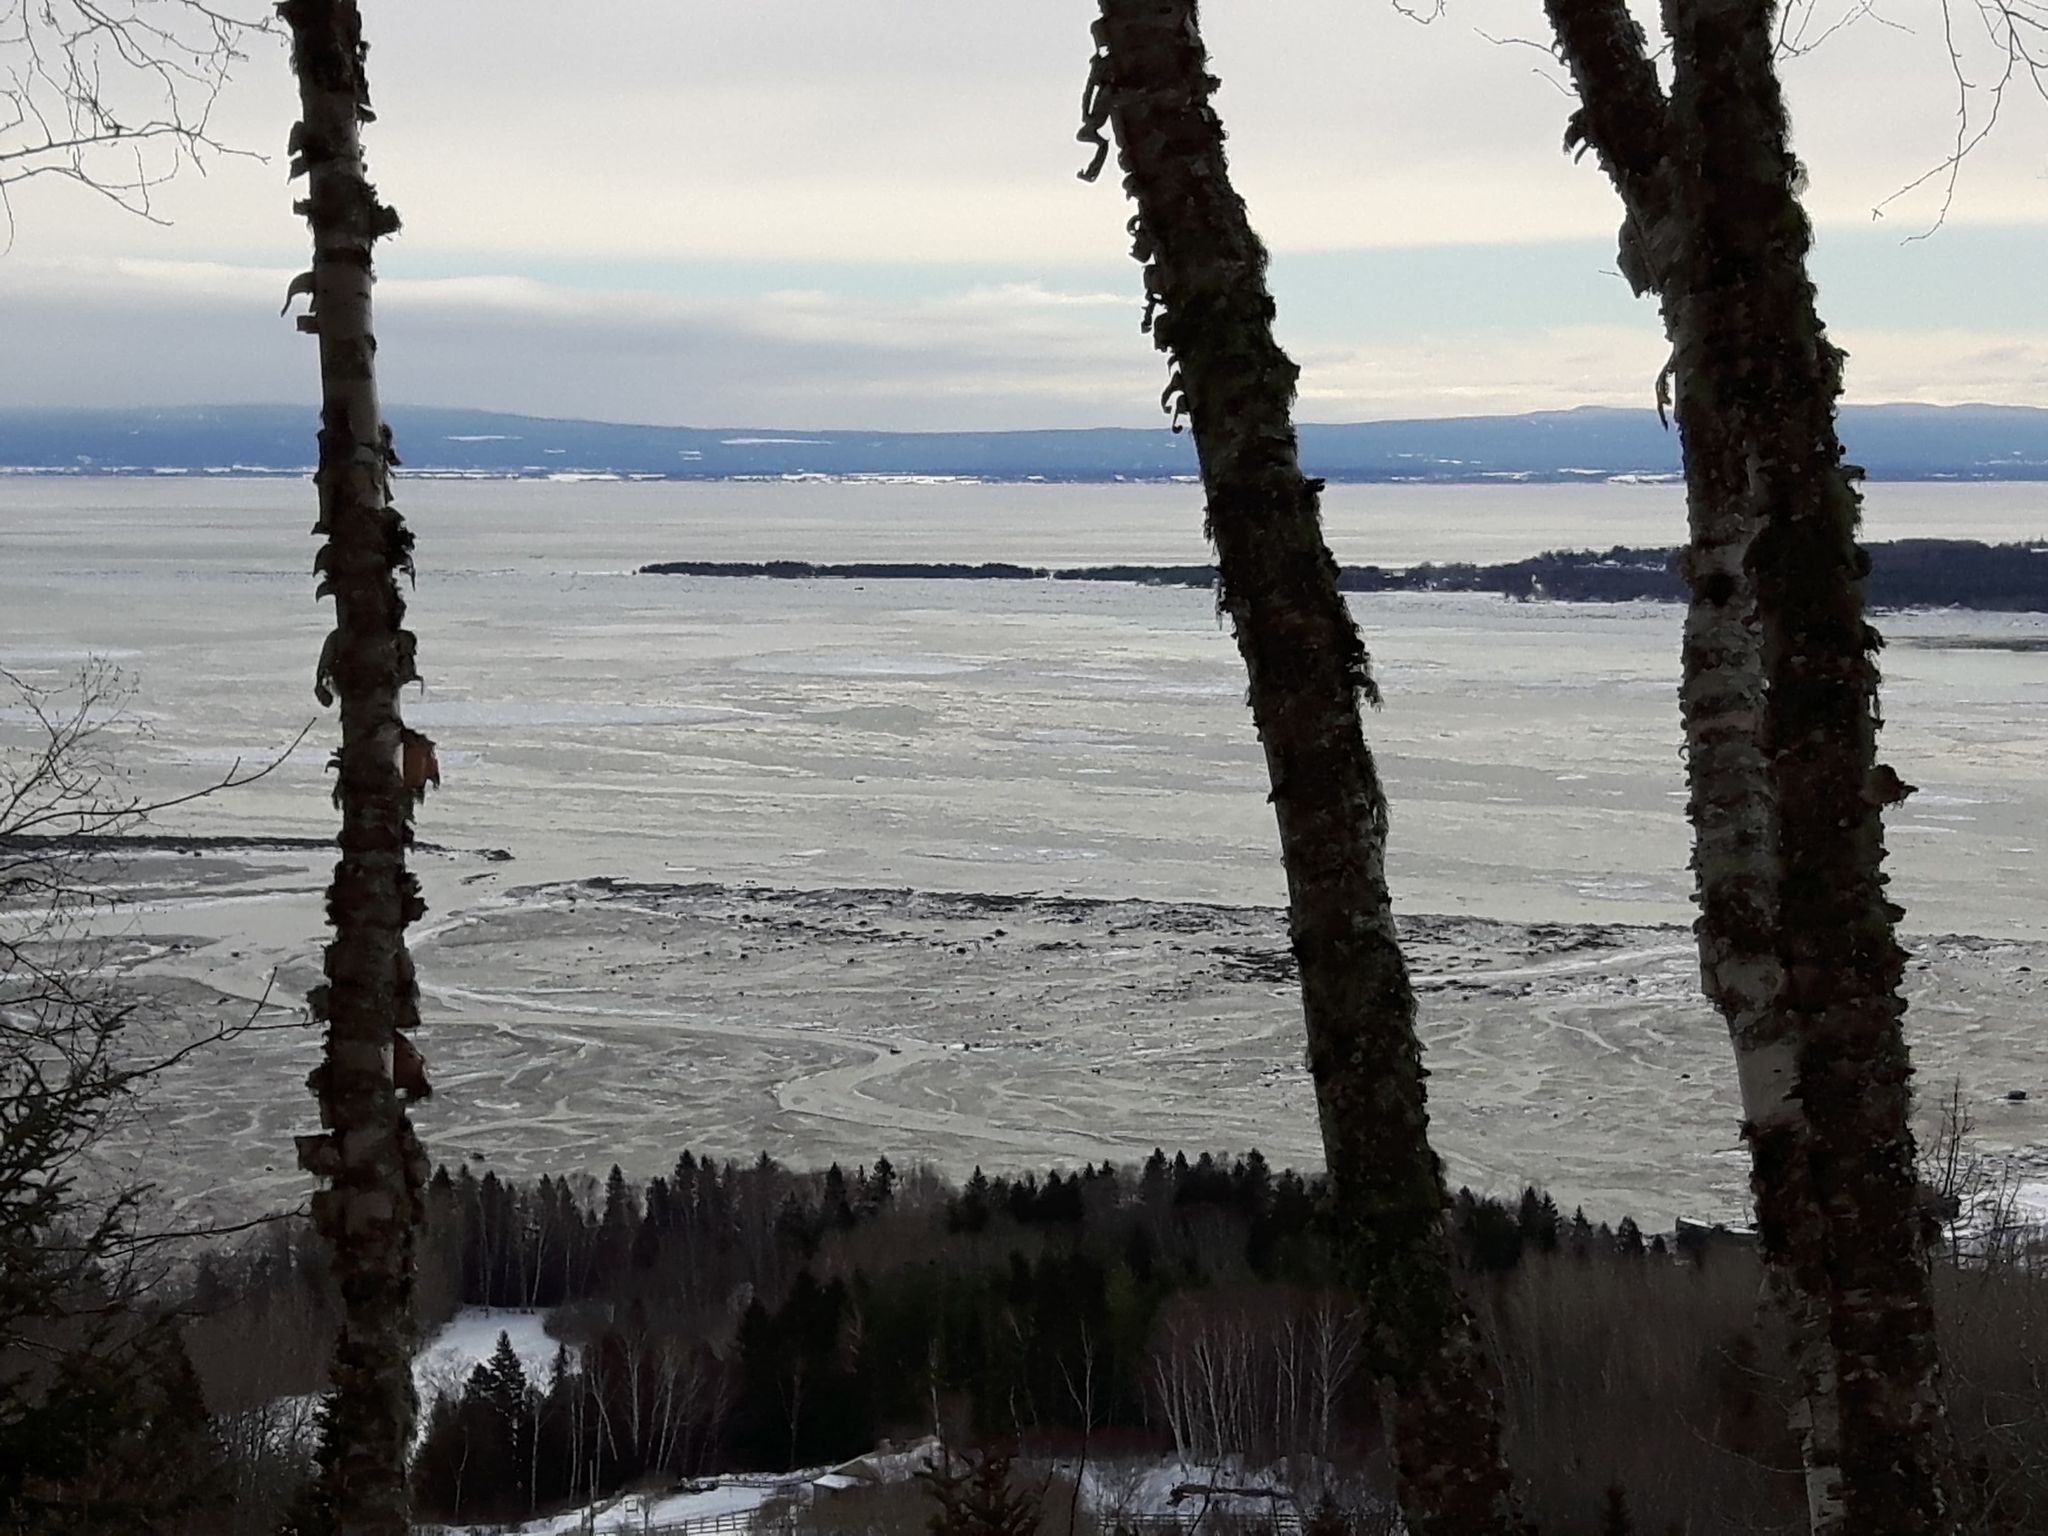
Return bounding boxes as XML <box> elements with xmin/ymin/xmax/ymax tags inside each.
<box><xmin>426</xmin><ymin>1475</ymin><xmax>796</xmax><ymax>1536</ymax></box>
<box><xmin>414</xmin><ymin>1396</ymin><xmax>944</xmax><ymax>1536</ymax></box>
<box><xmin>410</xmin><ymin>1399</ymin><xmax>1308</xmax><ymax>1536</ymax></box>
<box><xmin>2020</xmin><ymin>1181</ymin><xmax>2048</xmax><ymax>1222</ymax></box>
<box><xmin>373</xmin><ymin>1305</ymin><xmax>1365</xmax><ymax>1536</ymax></box>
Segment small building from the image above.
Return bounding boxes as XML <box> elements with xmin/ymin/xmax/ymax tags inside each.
<box><xmin>1673</xmin><ymin>1216</ymin><xmax>1758</xmax><ymax>1263</ymax></box>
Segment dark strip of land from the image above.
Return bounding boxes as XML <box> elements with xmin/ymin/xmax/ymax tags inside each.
<box><xmin>642</xmin><ymin>540</ymin><xmax>2048</xmax><ymax>611</ymax></box>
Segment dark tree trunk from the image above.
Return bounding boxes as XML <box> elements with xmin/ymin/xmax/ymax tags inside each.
<box><xmin>1081</xmin><ymin>6</ymin><xmax>1518</xmax><ymax>1531</ymax></box>
<box><xmin>1545</xmin><ymin>0</ymin><xmax>1952</xmax><ymax>1528</ymax></box>
<box><xmin>282</xmin><ymin>3</ymin><xmax>431</xmax><ymax>1532</ymax></box>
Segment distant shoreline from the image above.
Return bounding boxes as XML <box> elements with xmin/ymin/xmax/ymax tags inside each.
<box><xmin>641</xmin><ymin>540</ymin><xmax>2048</xmax><ymax>612</ymax></box>
<box><xmin>8</xmin><ymin>465</ymin><xmax>1682</xmax><ymax>485</ymax></box>
<box><xmin>12</xmin><ymin>465</ymin><xmax>2048</xmax><ymax>486</ymax></box>
<box><xmin>6</xmin><ymin>401</ymin><xmax>2048</xmax><ymax>482</ymax></box>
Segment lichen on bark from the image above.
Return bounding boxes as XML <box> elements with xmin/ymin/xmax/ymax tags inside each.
<box><xmin>1082</xmin><ymin>5</ymin><xmax>1520</xmax><ymax>1531</ymax></box>
<box><xmin>280</xmin><ymin>3</ymin><xmax>430</xmax><ymax>1531</ymax></box>
<box><xmin>1544</xmin><ymin>0</ymin><xmax>1954</xmax><ymax>1526</ymax></box>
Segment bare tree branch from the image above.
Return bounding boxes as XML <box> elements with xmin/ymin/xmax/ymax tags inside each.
<box><xmin>3</xmin><ymin>661</ymin><xmax>312</xmax><ymax>1388</ymax></box>
<box><xmin>0</xmin><ymin>0</ymin><xmax>270</xmax><ymax>247</ymax></box>
<box><xmin>1859</xmin><ymin>0</ymin><xmax>2048</xmax><ymax>232</ymax></box>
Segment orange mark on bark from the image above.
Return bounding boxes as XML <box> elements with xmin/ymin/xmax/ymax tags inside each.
<box><xmin>400</xmin><ymin>730</ymin><xmax>439</xmax><ymax>800</ymax></box>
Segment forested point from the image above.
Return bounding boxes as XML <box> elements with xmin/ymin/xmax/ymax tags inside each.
<box><xmin>640</xmin><ymin>540</ymin><xmax>2048</xmax><ymax>611</ymax></box>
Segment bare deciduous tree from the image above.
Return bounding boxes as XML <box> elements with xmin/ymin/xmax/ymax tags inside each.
<box><xmin>0</xmin><ymin>0</ymin><xmax>265</xmax><ymax>237</ymax></box>
<box><xmin>2</xmin><ymin>660</ymin><xmax>299</xmax><ymax>1243</ymax></box>
<box><xmin>1080</xmin><ymin>4</ymin><xmax>1519</xmax><ymax>1530</ymax></box>
<box><xmin>1543</xmin><ymin>0</ymin><xmax>1957</xmax><ymax>1528</ymax></box>
<box><xmin>1870</xmin><ymin>0</ymin><xmax>2048</xmax><ymax>231</ymax></box>
<box><xmin>2</xmin><ymin>661</ymin><xmax>301</xmax><ymax>1523</ymax></box>
<box><xmin>279</xmin><ymin>1</ymin><xmax>432</xmax><ymax>1531</ymax></box>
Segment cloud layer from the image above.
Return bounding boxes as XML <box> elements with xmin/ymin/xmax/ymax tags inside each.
<box><xmin>1</xmin><ymin>3</ymin><xmax>2040</xmax><ymax>426</ymax></box>
<box><xmin>6</xmin><ymin>0</ymin><xmax>2043</xmax><ymax>267</ymax></box>
<box><xmin>4</xmin><ymin>255</ymin><xmax>2042</xmax><ymax>430</ymax></box>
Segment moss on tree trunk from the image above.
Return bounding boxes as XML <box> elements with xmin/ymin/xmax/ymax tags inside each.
<box><xmin>281</xmin><ymin>3</ymin><xmax>430</xmax><ymax>1531</ymax></box>
<box><xmin>1082</xmin><ymin>5</ymin><xmax>1519</xmax><ymax>1531</ymax></box>
<box><xmin>1545</xmin><ymin>0</ymin><xmax>1953</xmax><ymax>1527</ymax></box>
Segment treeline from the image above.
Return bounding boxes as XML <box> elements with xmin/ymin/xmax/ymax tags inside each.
<box><xmin>640</xmin><ymin>539</ymin><xmax>2048</xmax><ymax>611</ymax></box>
<box><xmin>403</xmin><ymin>1150</ymin><xmax>1749</xmax><ymax>1526</ymax></box>
<box><xmin>413</xmin><ymin>1147</ymin><xmax>1357</xmax><ymax>1523</ymax></box>
<box><xmin>157</xmin><ymin>1147</ymin><xmax>2048</xmax><ymax>1533</ymax></box>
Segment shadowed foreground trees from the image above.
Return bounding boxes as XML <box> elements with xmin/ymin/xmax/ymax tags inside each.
<box><xmin>279</xmin><ymin>1</ymin><xmax>432</xmax><ymax>1531</ymax></box>
<box><xmin>0</xmin><ymin>664</ymin><xmax>254</xmax><ymax>1532</ymax></box>
<box><xmin>1078</xmin><ymin>3</ymin><xmax>1519</xmax><ymax>1531</ymax></box>
<box><xmin>159</xmin><ymin>1140</ymin><xmax>2023</xmax><ymax>1532</ymax></box>
<box><xmin>1543</xmin><ymin>0</ymin><xmax>1954</xmax><ymax>1528</ymax></box>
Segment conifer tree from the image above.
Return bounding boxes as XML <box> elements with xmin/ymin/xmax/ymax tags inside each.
<box><xmin>1</xmin><ymin>1321</ymin><xmax>232</xmax><ymax>1531</ymax></box>
<box><xmin>918</xmin><ymin>1447</ymin><xmax>1042</xmax><ymax>1536</ymax></box>
<box><xmin>870</xmin><ymin>1154</ymin><xmax>899</xmax><ymax>1209</ymax></box>
<box><xmin>480</xmin><ymin>1332</ymin><xmax>530</xmax><ymax>1434</ymax></box>
<box><xmin>1518</xmin><ymin>1188</ymin><xmax>1561</xmax><ymax>1254</ymax></box>
<box><xmin>1600</xmin><ymin>1481</ymin><xmax>1635</xmax><ymax>1536</ymax></box>
<box><xmin>1615</xmin><ymin>1216</ymin><xmax>1646</xmax><ymax>1259</ymax></box>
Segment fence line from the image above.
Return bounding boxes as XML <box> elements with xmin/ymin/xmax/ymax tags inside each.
<box><xmin>630</xmin><ymin>1511</ymin><xmax>1308</xmax><ymax>1536</ymax></box>
<box><xmin>1113</xmin><ymin>1515</ymin><xmax>1306</xmax><ymax>1535</ymax></box>
<box><xmin>601</xmin><ymin>1512</ymin><xmax>759</xmax><ymax>1536</ymax></box>
<box><xmin>562</xmin><ymin>1492</ymin><xmax>1311</xmax><ymax>1536</ymax></box>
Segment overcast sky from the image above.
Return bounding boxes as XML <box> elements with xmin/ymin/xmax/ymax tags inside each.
<box><xmin>2</xmin><ymin>0</ymin><xmax>2043</xmax><ymax>428</ymax></box>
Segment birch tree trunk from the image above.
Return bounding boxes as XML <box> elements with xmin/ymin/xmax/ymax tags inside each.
<box><xmin>281</xmin><ymin>3</ymin><xmax>430</xmax><ymax>1531</ymax></box>
<box><xmin>1081</xmin><ymin>5</ymin><xmax>1519</xmax><ymax>1530</ymax></box>
<box><xmin>1543</xmin><ymin>0</ymin><xmax>1951</xmax><ymax>1528</ymax></box>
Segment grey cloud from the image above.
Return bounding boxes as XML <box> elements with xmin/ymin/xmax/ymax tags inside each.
<box><xmin>5</xmin><ymin>261</ymin><xmax>2038</xmax><ymax>432</ymax></box>
<box><xmin>8</xmin><ymin>0</ymin><xmax>2040</xmax><ymax>272</ymax></box>
<box><xmin>0</xmin><ymin>261</ymin><xmax>1168</xmax><ymax>430</ymax></box>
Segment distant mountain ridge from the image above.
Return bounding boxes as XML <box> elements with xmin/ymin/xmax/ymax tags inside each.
<box><xmin>3</xmin><ymin>402</ymin><xmax>2047</xmax><ymax>482</ymax></box>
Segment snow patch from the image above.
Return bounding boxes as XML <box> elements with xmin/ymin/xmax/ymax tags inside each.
<box><xmin>431</xmin><ymin>1471</ymin><xmax>814</xmax><ymax>1536</ymax></box>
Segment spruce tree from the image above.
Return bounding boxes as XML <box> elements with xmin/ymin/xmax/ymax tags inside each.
<box><xmin>1601</xmin><ymin>1481</ymin><xmax>1635</xmax><ymax>1536</ymax></box>
<box><xmin>0</xmin><ymin>1321</ymin><xmax>232</xmax><ymax>1532</ymax></box>
<box><xmin>870</xmin><ymin>1154</ymin><xmax>899</xmax><ymax>1209</ymax></box>
<box><xmin>479</xmin><ymin>1332</ymin><xmax>530</xmax><ymax>1434</ymax></box>
<box><xmin>918</xmin><ymin>1447</ymin><xmax>1041</xmax><ymax>1536</ymax></box>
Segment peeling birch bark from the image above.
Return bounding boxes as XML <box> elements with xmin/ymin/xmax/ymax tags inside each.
<box><xmin>1082</xmin><ymin>5</ymin><xmax>1519</xmax><ymax>1531</ymax></box>
<box><xmin>1668</xmin><ymin>5</ymin><xmax>1953</xmax><ymax>1526</ymax></box>
<box><xmin>281</xmin><ymin>3</ymin><xmax>430</xmax><ymax>1531</ymax></box>
<box><xmin>1544</xmin><ymin>0</ymin><xmax>1953</xmax><ymax>1527</ymax></box>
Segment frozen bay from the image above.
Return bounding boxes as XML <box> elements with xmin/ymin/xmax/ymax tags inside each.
<box><xmin>3</xmin><ymin>476</ymin><xmax>2045</xmax><ymax>1219</ymax></box>
<box><xmin>6</xmin><ymin>476</ymin><xmax>2045</xmax><ymax>934</ymax></box>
